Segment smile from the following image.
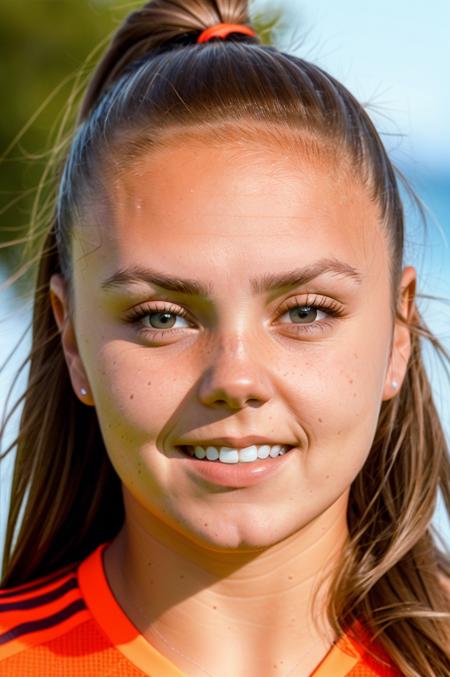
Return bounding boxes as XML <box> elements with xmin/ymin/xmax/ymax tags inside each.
<box><xmin>179</xmin><ymin>444</ymin><xmax>293</xmax><ymax>464</ymax></box>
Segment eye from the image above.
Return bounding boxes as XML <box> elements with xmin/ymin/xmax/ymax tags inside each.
<box><xmin>276</xmin><ymin>294</ymin><xmax>343</xmax><ymax>334</ymax></box>
<box><xmin>125</xmin><ymin>303</ymin><xmax>192</xmax><ymax>339</ymax></box>
<box><xmin>125</xmin><ymin>294</ymin><xmax>344</xmax><ymax>341</ymax></box>
<box><xmin>279</xmin><ymin>305</ymin><xmax>327</xmax><ymax>324</ymax></box>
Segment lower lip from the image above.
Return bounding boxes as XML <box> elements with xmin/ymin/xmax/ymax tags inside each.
<box><xmin>173</xmin><ymin>446</ymin><xmax>296</xmax><ymax>488</ymax></box>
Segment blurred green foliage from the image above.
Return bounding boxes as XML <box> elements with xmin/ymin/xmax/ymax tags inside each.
<box><xmin>0</xmin><ymin>0</ymin><xmax>281</xmax><ymax>284</ymax></box>
<box><xmin>0</xmin><ymin>1</ymin><xmax>140</xmax><ymax>276</ymax></box>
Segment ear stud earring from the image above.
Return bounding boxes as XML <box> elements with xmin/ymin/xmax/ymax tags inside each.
<box><xmin>80</xmin><ymin>387</ymin><xmax>88</xmax><ymax>396</ymax></box>
<box><xmin>391</xmin><ymin>380</ymin><xmax>399</xmax><ymax>389</ymax></box>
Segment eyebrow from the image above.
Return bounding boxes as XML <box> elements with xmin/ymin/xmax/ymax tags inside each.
<box><xmin>100</xmin><ymin>257</ymin><xmax>362</xmax><ymax>297</ymax></box>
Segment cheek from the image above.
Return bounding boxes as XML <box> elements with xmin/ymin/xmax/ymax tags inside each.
<box><xmin>282</xmin><ymin>321</ymin><xmax>390</xmax><ymax>457</ymax></box>
<box><xmin>80</xmin><ymin>340</ymin><xmax>192</xmax><ymax>505</ymax></box>
<box><xmin>87</xmin><ymin>340</ymin><xmax>190</xmax><ymax>435</ymax></box>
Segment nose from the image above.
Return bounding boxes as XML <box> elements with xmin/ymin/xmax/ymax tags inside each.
<box><xmin>197</xmin><ymin>333</ymin><xmax>274</xmax><ymax>410</ymax></box>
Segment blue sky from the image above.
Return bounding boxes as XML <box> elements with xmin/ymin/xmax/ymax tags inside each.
<box><xmin>256</xmin><ymin>0</ymin><xmax>450</xmax><ymax>168</ymax></box>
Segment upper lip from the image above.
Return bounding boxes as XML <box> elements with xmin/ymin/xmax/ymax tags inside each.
<box><xmin>177</xmin><ymin>435</ymin><xmax>295</xmax><ymax>450</ymax></box>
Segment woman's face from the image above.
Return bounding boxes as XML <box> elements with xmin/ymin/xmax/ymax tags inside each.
<box><xmin>52</xmin><ymin>133</ymin><xmax>414</xmax><ymax>550</ymax></box>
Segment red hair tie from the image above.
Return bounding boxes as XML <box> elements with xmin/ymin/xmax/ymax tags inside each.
<box><xmin>197</xmin><ymin>23</ymin><xmax>257</xmax><ymax>44</ymax></box>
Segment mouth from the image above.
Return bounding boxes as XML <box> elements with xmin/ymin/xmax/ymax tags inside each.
<box><xmin>174</xmin><ymin>443</ymin><xmax>297</xmax><ymax>489</ymax></box>
<box><xmin>177</xmin><ymin>443</ymin><xmax>295</xmax><ymax>464</ymax></box>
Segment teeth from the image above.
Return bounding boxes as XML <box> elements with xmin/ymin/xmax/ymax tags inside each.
<box><xmin>270</xmin><ymin>444</ymin><xmax>283</xmax><ymax>458</ymax></box>
<box><xmin>188</xmin><ymin>444</ymin><xmax>292</xmax><ymax>463</ymax></box>
<box><xmin>219</xmin><ymin>448</ymin><xmax>239</xmax><ymax>464</ymax></box>
<box><xmin>239</xmin><ymin>446</ymin><xmax>258</xmax><ymax>462</ymax></box>
<box><xmin>257</xmin><ymin>445</ymin><xmax>270</xmax><ymax>459</ymax></box>
<box><xmin>193</xmin><ymin>446</ymin><xmax>206</xmax><ymax>459</ymax></box>
<box><xmin>206</xmin><ymin>446</ymin><xmax>219</xmax><ymax>461</ymax></box>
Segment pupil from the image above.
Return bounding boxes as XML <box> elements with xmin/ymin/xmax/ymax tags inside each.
<box><xmin>291</xmin><ymin>306</ymin><xmax>316</xmax><ymax>323</ymax></box>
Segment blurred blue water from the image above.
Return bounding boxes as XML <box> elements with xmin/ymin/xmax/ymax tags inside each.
<box><xmin>402</xmin><ymin>168</ymin><xmax>450</xmax><ymax>543</ymax></box>
<box><xmin>0</xmin><ymin>166</ymin><xmax>449</xmax><ymax>561</ymax></box>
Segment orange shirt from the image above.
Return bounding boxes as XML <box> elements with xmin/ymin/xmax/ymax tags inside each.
<box><xmin>0</xmin><ymin>542</ymin><xmax>402</xmax><ymax>676</ymax></box>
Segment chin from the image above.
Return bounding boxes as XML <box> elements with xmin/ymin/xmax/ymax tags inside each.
<box><xmin>176</xmin><ymin>508</ymin><xmax>308</xmax><ymax>553</ymax></box>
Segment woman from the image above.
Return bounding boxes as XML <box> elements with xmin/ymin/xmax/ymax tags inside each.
<box><xmin>0</xmin><ymin>1</ymin><xmax>449</xmax><ymax>675</ymax></box>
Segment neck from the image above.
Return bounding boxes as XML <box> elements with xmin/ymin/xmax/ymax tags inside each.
<box><xmin>103</xmin><ymin>492</ymin><xmax>349</xmax><ymax>677</ymax></box>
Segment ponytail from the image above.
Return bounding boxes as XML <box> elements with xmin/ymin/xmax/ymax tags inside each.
<box><xmin>79</xmin><ymin>0</ymin><xmax>256</xmax><ymax>121</ymax></box>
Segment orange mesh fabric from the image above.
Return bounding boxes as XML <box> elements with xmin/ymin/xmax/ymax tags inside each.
<box><xmin>325</xmin><ymin>620</ymin><xmax>403</xmax><ymax>677</ymax></box>
<box><xmin>0</xmin><ymin>619</ymin><xmax>146</xmax><ymax>676</ymax></box>
<box><xmin>0</xmin><ymin>542</ymin><xmax>402</xmax><ymax>676</ymax></box>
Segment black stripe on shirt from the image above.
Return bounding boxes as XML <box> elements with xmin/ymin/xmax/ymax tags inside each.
<box><xmin>0</xmin><ymin>576</ymin><xmax>78</xmax><ymax>611</ymax></box>
<box><xmin>0</xmin><ymin>563</ymin><xmax>78</xmax><ymax>599</ymax></box>
<box><xmin>0</xmin><ymin>598</ymin><xmax>87</xmax><ymax>645</ymax></box>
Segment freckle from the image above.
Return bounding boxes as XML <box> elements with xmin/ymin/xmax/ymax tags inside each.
<box><xmin>353</xmin><ymin>392</ymin><xmax>357</xmax><ymax>398</ymax></box>
<box><xmin>325</xmin><ymin>474</ymin><xmax>330</xmax><ymax>479</ymax></box>
<box><xmin>353</xmin><ymin>352</ymin><xmax>359</xmax><ymax>359</ymax></box>
<box><xmin>130</xmin><ymin>394</ymin><xmax>134</xmax><ymax>399</ymax></box>
<box><xmin>147</xmin><ymin>561</ymin><xmax>152</xmax><ymax>566</ymax></box>
<box><xmin>318</xmin><ymin>417</ymin><xmax>323</xmax><ymax>423</ymax></box>
<box><xmin>337</xmin><ymin>430</ymin><xmax>341</xmax><ymax>435</ymax></box>
<box><xmin>288</xmin><ymin>575</ymin><xmax>293</xmax><ymax>580</ymax></box>
<box><xmin>147</xmin><ymin>381</ymin><xmax>152</xmax><ymax>386</ymax></box>
<box><xmin>349</xmin><ymin>379</ymin><xmax>353</xmax><ymax>384</ymax></box>
<box><xmin>179</xmin><ymin>574</ymin><xmax>185</xmax><ymax>579</ymax></box>
<box><xmin>212</xmin><ymin>605</ymin><xmax>217</xmax><ymax>610</ymax></box>
<box><xmin>203</xmin><ymin>522</ymin><xmax>208</xmax><ymax>527</ymax></box>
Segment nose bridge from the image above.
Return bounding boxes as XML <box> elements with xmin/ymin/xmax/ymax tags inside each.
<box><xmin>218</xmin><ymin>330</ymin><xmax>248</xmax><ymax>357</ymax></box>
<box><xmin>197</xmin><ymin>319</ymin><xmax>274</xmax><ymax>408</ymax></box>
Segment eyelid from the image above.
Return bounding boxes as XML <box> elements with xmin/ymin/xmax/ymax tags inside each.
<box><xmin>126</xmin><ymin>292</ymin><xmax>343</xmax><ymax>321</ymax></box>
<box><xmin>126</xmin><ymin>301</ymin><xmax>192</xmax><ymax>324</ymax></box>
<box><xmin>275</xmin><ymin>293</ymin><xmax>344</xmax><ymax>315</ymax></box>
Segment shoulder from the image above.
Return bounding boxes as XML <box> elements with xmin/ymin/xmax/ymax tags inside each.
<box><xmin>0</xmin><ymin>561</ymin><xmax>90</xmax><ymax>665</ymax></box>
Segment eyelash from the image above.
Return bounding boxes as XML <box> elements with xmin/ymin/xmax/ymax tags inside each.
<box><xmin>125</xmin><ymin>295</ymin><xmax>344</xmax><ymax>341</ymax></box>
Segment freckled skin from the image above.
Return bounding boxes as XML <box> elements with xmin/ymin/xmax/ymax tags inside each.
<box><xmin>50</xmin><ymin>137</ymin><xmax>416</xmax><ymax>676</ymax></box>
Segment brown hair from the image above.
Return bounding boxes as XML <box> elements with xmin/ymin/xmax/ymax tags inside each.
<box><xmin>1</xmin><ymin>1</ymin><xmax>449</xmax><ymax>674</ymax></box>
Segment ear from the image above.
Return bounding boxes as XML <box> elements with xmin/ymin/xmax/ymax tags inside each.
<box><xmin>49</xmin><ymin>273</ymin><xmax>95</xmax><ymax>407</ymax></box>
<box><xmin>382</xmin><ymin>266</ymin><xmax>417</xmax><ymax>401</ymax></box>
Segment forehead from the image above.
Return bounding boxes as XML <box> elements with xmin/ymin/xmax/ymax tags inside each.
<box><xmin>72</xmin><ymin>136</ymin><xmax>388</xmax><ymax>287</ymax></box>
